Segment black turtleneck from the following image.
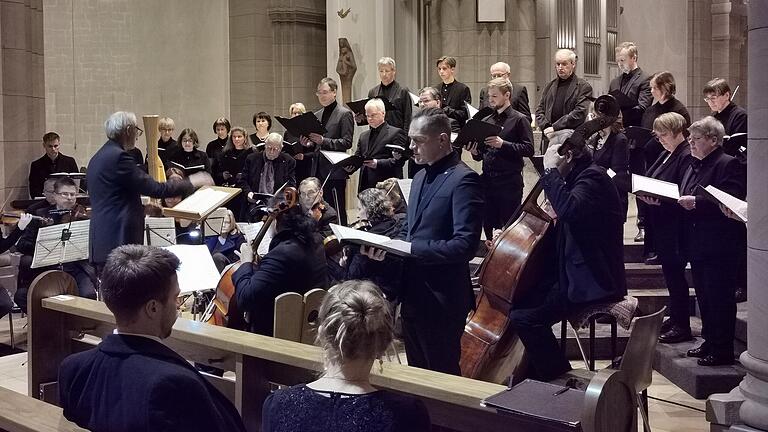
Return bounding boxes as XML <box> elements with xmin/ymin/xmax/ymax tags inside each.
<box><xmin>552</xmin><ymin>74</ymin><xmax>575</xmax><ymax>123</ymax></box>
<box><xmin>321</xmin><ymin>101</ymin><xmax>338</xmax><ymax>127</ymax></box>
<box><xmin>368</xmin><ymin>122</ymin><xmax>383</xmax><ymax>145</ymax></box>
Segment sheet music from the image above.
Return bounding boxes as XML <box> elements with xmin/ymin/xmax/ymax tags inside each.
<box><xmin>144</xmin><ymin>217</ymin><xmax>176</xmax><ymax>246</ymax></box>
<box><xmin>465</xmin><ymin>101</ymin><xmax>479</xmax><ymax>118</ymax></box>
<box><xmin>162</xmin><ymin>244</ymin><xmax>221</xmax><ymax>295</ymax></box>
<box><xmin>32</xmin><ymin>220</ymin><xmax>90</xmax><ymax>268</ymax></box>
<box><xmin>236</xmin><ymin>222</ymin><xmax>274</xmax><ymax>256</ymax></box>
<box><xmin>320</xmin><ymin>150</ymin><xmax>352</xmax><ymax>165</ymax></box>
<box><xmin>397</xmin><ymin>179</ymin><xmax>412</xmax><ymax>204</ymax></box>
<box><xmin>408</xmin><ymin>92</ymin><xmax>419</xmax><ymax>105</ymax></box>
<box><xmin>703</xmin><ymin>185</ymin><xmax>748</xmax><ymax>222</ymax></box>
<box><xmin>607</xmin><ymin>168</ymin><xmax>617</xmax><ymax>178</ymax></box>
<box><xmin>203</xmin><ymin>207</ymin><xmax>229</xmax><ymax>236</ymax></box>
<box><xmin>330</xmin><ymin>224</ymin><xmax>412</xmax><ymax>257</ymax></box>
<box><xmin>631</xmin><ymin>174</ymin><xmax>680</xmax><ymax>200</ymax></box>
<box><xmin>171</xmin><ymin>188</ymin><xmax>230</xmax><ymax>214</ymax></box>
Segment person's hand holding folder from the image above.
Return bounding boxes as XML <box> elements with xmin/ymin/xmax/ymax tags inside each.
<box><xmin>678</xmin><ymin>195</ymin><xmax>696</xmax><ymax>211</ymax></box>
<box><xmin>636</xmin><ymin>195</ymin><xmax>661</xmax><ymax>206</ymax></box>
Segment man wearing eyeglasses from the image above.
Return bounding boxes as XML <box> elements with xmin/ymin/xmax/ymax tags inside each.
<box><xmin>477</xmin><ymin>62</ymin><xmax>532</xmax><ymax>122</ymax></box>
<box><xmin>703</xmin><ymin>78</ymin><xmax>748</xmax><ymax>159</ymax></box>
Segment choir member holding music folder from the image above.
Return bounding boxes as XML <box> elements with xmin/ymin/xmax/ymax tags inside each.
<box><xmin>353</xmin><ymin>98</ymin><xmax>408</xmax><ymax>191</ymax></box>
<box><xmin>462</xmin><ymin>77</ymin><xmax>534</xmax><ymax>238</ymax></box>
<box><xmin>367</xmin><ymin>57</ymin><xmax>414</xmax><ymax>133</ymax></box>
<box><xmin>166</xmin><ymin>128</ymin><xmax>211</xmax><ymax>175</ymax></box>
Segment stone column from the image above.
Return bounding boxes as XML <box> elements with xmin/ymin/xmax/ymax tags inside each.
<box><xmin>736</xmin><ymin>0</ymin><xmax>768</xmax><ymax>430</ymax></box>
<box><xmin>711</xmin><ymin>1</ymin><xmax>748</xmax><ymax>107</ymax></box>
<box><xmin>0</xmin><ymin>0</ymin><xmax>45</xmax><ymax>204</ymax></box>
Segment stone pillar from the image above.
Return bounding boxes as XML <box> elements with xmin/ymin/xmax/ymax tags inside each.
<box><xmin>0</xmin><ymin>0</ymin><xmax>45</xmax><ymax>203</ymax></box>
<box><xmin>268</xmin><ymin>0</ymin><xmax>326</xmax><ymax>118</ymax></box>
<box><xmin>711</xmin><ymin>1</ymin><xmax>748</xmax><ymax>107</ymax></box>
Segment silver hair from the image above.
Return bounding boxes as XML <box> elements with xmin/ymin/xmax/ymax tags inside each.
<box><xmin>364</xmin><ymin>98</ymin><xmax>386</xmax><ymax>113</ymax></box>
<box><xmin>555</xmin><ymin>49</ymin><xmax>577</xmax><ymax>64</ymax></box>
<box><xmin>377</xmin><ymin>57</ymin><xmax>396</xmax><ymax>69</ymax></box>
<box><xmin>688</xmin><ymin>116</ymin><xmax>725</xmax><ymax>146</ymax></box>
<box><xmin>104</xmin><ymin>111</ymin><xmax>138</xmax><ymax>140</ymax></box>
<box><xmin>265</xmin><ymin>132</ymin><xmax>284</xmax><ymax>146</ymax></box>
<box><xmin>418</xmin><ymin>86</ymin><xmax>440</xmax><ymax>102</ymax></box>
<box><xmin>490</xmin><ymin>62</ymin><xmax>511</xmax><ymax>74</ymax></box>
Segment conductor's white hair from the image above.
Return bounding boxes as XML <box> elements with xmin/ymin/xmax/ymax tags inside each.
<box><xmin>365</xmin><ymin>98</ymin><xmax>386</xmax><ymax>113</ymax></box>
<box><xmin>105</xmin><ymin>111</ymin><xmax>138</xmax><ymax>140</ymax></box>
<box><xmin>377</xmin><ymin>57</ymin><xmax>396</xmax><ymax>69</ymax></box>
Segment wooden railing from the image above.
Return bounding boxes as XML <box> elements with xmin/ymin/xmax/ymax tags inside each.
<box><xmin>0</xmin><ymin>386</ymin><xmax>85</xmax><ymax>432</ymax></box>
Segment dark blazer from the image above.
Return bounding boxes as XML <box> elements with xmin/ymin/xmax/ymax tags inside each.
<box><xmin>368</xmin><ymin>80</ymin><xmax>414</xmax><ymax>133</ymax></box>
<box><xmin>609</xmin><ymin>67</ymin><xmax>652</xmax><ymax>127</ymax></box>
<box><xmin>645</xmin><ymin>142</ymin><xmax>692</xmax><ymax>259</ymax></box>
<box><xmin>397</xmin><ymin>152</ymin><xmax>484</xmax><ymax>319</ymax></box>
<box><xmin>535</xmin><ymin>75</ymin><xmax>593</xmax><ymax>132</ymax></box>
<box><xmin>233</xmin><ymin>229</ymin><xmax>329</xmax><ymax>336</ymax></box>
<box><xmin>541</xmin><ymin>158</ymin><xmax>627</xmax><ymax>304</ymax></box>
<box><xmin>58</xmin><ymin>334</ymin><xmax>246</xmax><ymax>432</ymax></box>
<box><xmin>28</xmin><ymin>153</ymin><xmax>79</xmax><ymax>198</ymax></box>
<box><xmin>308</xmin><ymin>103</ymin><xmax>354</xmax><ymax>181</ymax></box>
<box><xmin>167</xmin><ymin>149</ymin><xmax>211</xmax><ymax>175</ymax></box>
<box><xmin>355</xmin><ymin>122</ymin><xmax>408</xmax><ymax>191</ymax></box>
<box><xmin>240</xmin><ymin>152</ymin><xmax>296</xmax><ymax>195</ymax></box>
<box><xmin>438</xmin><ymin>80</ymin><xmax>472</xmax><ymax>126</ymax></box>
<box><xmin>478</xmin><ymin>83</ymin><xmax>532</xmax><ymax>122</ymax></box>
<box><xmin>87</xmin><ymin>140</ymin><xmax>192</xmax><ymax>265</ymax></box>
<box><xmin>591</xmin><ymin>132</ymin><xmax>630</xmax><ymax>220</ymax></box>
<box><xmin>212</xmin><ymin>147</ymin><xmax>253</xmax><ymax>187</ymax></box>
<box><xmin>679</xmin><ymin>147</ymin><xmax>746</xmax><ymax>260</ymax></box>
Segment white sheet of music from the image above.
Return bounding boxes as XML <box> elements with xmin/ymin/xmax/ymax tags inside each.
<box><xmin>408</xmin><ymin>92</ymin><xmax>419</xmax><ymax>105</ymax></box>
<box><xmin>162</xmin><ymin>244</ymin><xmax>220</xmax><ymax>294</ymax></box>
<box><xmin>397</xmin><ymin>179</ymin><xmax>412</xmax><ymax>204</ymax></box>
<box><xmin>32</xmin><ymin>220</ymin><xmax>90</xmax><ymax>268</ymax></box>
<box><xmin>631</xmin><ymin>174</ymin><xmax>680</xmax><ymax>201</ymax></box>
<box><xmin>236</xmin><ymin>222</ymin><xmax>274</xmax><ymax>256</ymax></box>
<box><xmin>172</xmin><ymin>188</ymin><xmax>230</xmax><ymax>214</ymax></box>
<box><xmin>144</xmin><ymin>217</ymin><xmax>176</xmax><ymax>246</ymax></box>
<box><xmin>320</xmin><ymin>150</ymin><xmax>352</xmax><ymax>165</ymax></box>
<box><xmin>704</xmin><ymin>185</ymin><xmax>747</xmax><ymax>222</ymax></box>
<box><xmin>203</xmin><ymin>207</ymin><xmax>229</xmax><ymax>236</ymax></box>
<box><xmin>330</xmin><ymin>224</ymin><xmax>412</xmax><ymax>257</ymax></box>
<box><xmin>465</xmin><ymin>101</ymin><xmax>479</xmax><ymax>118</ymax></box>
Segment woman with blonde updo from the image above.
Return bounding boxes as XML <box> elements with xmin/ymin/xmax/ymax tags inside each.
<box><xmin>261</xmin><ymin>280</ymin><xmax>430</xmax><ymax>432</ymax></box>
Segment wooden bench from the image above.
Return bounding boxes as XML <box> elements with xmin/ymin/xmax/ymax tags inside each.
<box><xmin>0</xmin><ymin>386</ymin><xmax>86</xmax><ymax>432</ymax></box>
<box><xmin>26</xmin><ymin>271</ymin><xmax>636</xmax><ymax>432</ymax></box>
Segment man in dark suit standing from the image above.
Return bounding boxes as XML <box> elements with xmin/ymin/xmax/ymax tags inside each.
<box><xmin>58</xmin><ymin>245</ymin><xmax>246</xmax><ymax>432</ymax></box>
<box><xmin>300</xmin><ymin>77</ymin><xmax>354</xmax><ymax>224</ymax></box>
<box><xmin>87</xmin><ymin>111</ymin><xmax>204</xmax><ymax>267</ymax></box>
<box><xmin>510</xmin><ymin>138</ymin><xmax>627</xmax><ymax>381</ymax></box>
<box><xmin>535</xmin><ymin>49</ymin><xmax>593</xmax><ymax>153</ymax></box>
<box><xmin>240</xmin><ymin>132</ymin><xmax>296</xmax><ymax>220</ymax></box>
<box><xmin>478</xmin><ymin>62</ymin><xmax>532</xmax><ymax>122</ymax></box>
<box><xmin>467</xmin><ymin>78</ymin><xmax>534</xmax><ymax>239</ymax></box>
<box><xmin>355</xmin><ymin>98</ymin><xmax>407</xmax><ymax>191</ymax></box>
<box><xmin>365</xmin><ymin>107</ymin><xmax>483</xmax><ymax>375</ymax></box>
<box><xmin>436</xmin><ymin>56</ymin><xmax>472</xmax><ymax>127</ymax></box>
<box><xmin>368</xmin><ymin>57</ymin><xmax>413</xmax><ymax>134</ymax></box>
<box><xmin>28</xmin><ymin>132</ymin><xmax>79</xmax><ymax>198</ymax></box>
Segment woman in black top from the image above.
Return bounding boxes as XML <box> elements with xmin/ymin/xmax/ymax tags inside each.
<box><xmin>212</xmin><ymin>126</ymin><xmax>254</xmax><ymax>215</ymax></box>
<box><xmin>282</xmin><ymin>103</ymin><xmax>313</xmax><ymax>183</ymax></box>
<box><xmin>261</xmin><ymin>280</ymin><xmax>430</xmax><ymax>432</ymax></box>
<box><xmin>206</xmin><ymin>117</ymin><xmax>230</xmax><ymax>162</ymax></box>
<box><xmin>249</xmin><ymin>111</ymin><xmax>272</xmax><ymax>152</ymax></box>
<box><xmin>641</xmin><ymin>71</ymin><xmax>691</xmax><ymax>165</ymax></box>
<box><xmin>588</xmin><ymin>114</ymin><xmax>630</xmax><ymax>221</ymax></box>
<box><xmin>167</xmin><ymin>128</ymin><xmax>211</xmax><ymax>175</ymax></box>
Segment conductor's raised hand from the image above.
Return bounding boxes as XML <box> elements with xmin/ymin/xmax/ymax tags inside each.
<box><xmin>188</xmin><ymin>171</ymin><xmax>215</xmax><ymax>189</ymax></box>
<box><xmin>360</xmin><ymin>245</ymin><xmax>387</xmax><ymax>261</ymax></box>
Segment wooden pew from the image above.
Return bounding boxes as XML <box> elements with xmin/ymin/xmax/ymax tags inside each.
<box><xmin>26</xmin><ymin>271</ymin><xmax>636</xmax><ymax>432</ymax></box>
<box><xmin>0</xmin><ymin>386</ymin><xmax>86</xmax><ymax>432</ymax></box>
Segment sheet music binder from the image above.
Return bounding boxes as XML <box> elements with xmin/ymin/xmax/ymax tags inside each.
<box><xmin>320</xmin><ymin>150</ymin><xmax>365</xmax><ymax>175</ymax></box>
<box><xmin>631</xmin><ymin>174</ymin><xmax>680</xmax><ymax>201</ymax></box>
<box><xmin>451</xmin><ymin>119</ymin><xmax>503</xmax><ymax>151</ymax></box>
<box><xmin>162</xmin><ymin>186</ymin><xmax>240</xmax><ymax>221</ymax></box>
<box><xmin>481</xmin><ymin>379</ymin><xmax>583</xmax><ymax>428</ymax></box>
<box><xmin>274</xmin><ymin>112</ymin><xmax>327</xmax><ymax>138</ymax></box>
<box><xmin>329</xmin><ymin>224</ymin><xmax>412</xmax><ymax>257</ymax></box>
<box><xmin>144</xmin><ymin>217</ymin><xmax>176</xmax><ymax>246</ymax></box>
<box><xmin>347</xmin><ymin>97</ymin><xmax>397</xmax><ymax>126</ymax></box>
<box><xmin>698</xmin><ymin>184</ymin><xmax>747</xmax><ymax>222</ymax></box>
<box><xmin>32</xmin><ymin>220</ymin><xmax>90</xmax><ymax>269</ymax></box>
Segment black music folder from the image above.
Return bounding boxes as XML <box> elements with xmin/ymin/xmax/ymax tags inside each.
<box><xmin>451</xmin><ymin>119</ymin><xmax>503</xmax><ymax>151</ymax></box>
<box><xmin>275</xmin><ymin>112</ymin><xmax>327</xmax><ymax>138</ymax></box>
<box><xmin>472</xmin><ymin>106</ymin><xmax>495</xmax><ymax>121</ymax></box>
<box><xmin>698</xmin><ymin>184</ymin><xmax>747</xmax><ymax>222</ymax></box>
<box><xmin>608</xmin><ymin>89</ymin><xmax>637</xmax><ymax>109</ymax></box>
<box><xmin>625</xmin><ymin>126</ymin><xmax>654</xmax><ymax>147</ymax></box>
<box><xmin>386</xmin><ymin>143</ymin><xmax>412</xmax><ymax>159</ymax></box>
<box><xmin>347</xmin><ymin>97</ymin><xmax>397</xmax><ymax>126</ymax></box>
<box><xmin>482</xmin><ymin>379</ymin><xmax>583</xmax><ymax>429</ymax></box>
<box><xmin>321</xmin><ymin>150</ymin><xmax>365</xmax><ymax>175</ymax></box>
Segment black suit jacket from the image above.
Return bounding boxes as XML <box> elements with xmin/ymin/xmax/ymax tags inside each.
<box><xmin>308</xmin><ymin>103</ymin><xmax>354</xmax><ymax>180</ymax></box>
<box><xmin>368</xmin><ymin>80</ymin><xmax>414</xmax><ymax>133</ymax></box>
<box><xmin>240</xmin><ymin>152</ymin><xmax>296</xmax><ymax>195</ymax></box>
<box><xmin>355</xmin><ymin>122</ymin><xmax>407</xmax><ymax>191</ymax></box>
<box><xmin>28</xmin><ymin>153</ymin><xmax>79</xmax><ymax>198</ymax></box>
<box><xmin>87</xmin><ymin>140</ymin><xmax>192</xmax><ymax>264</ymax></box>
<box><xmin>478</xmin><ymin>84</ymin><xmax>532</xmax><ymax>122</ymax></box>
<box><xmin>645</xmin><ymin>142</ymin><xmax>692</xmax><ymax>259</ymax></box>
<box><xmin>535</xmin><ymin>75</ymin><xmax>593</xmax><ymax>132</ymax></box>
<box><xmin>591</xmin><ymin>132</ymin><xmax>631</xmax><ymax>220</ymax></box>
<box><xmin>58</xmin><ymin>334</ymin><xmax>246</xmax><ymax>432</ymax></box>
<box><xmin>397</xmin><ymin>152</ymin><xmax>484</xmax><ymax>319</ymax></box>
<box><xmin>438</xmin><ymin>80</ymin><xmax>472</xmax><ymax>126</ymax></box>
<box><xmin>679</xmin><ymin>147</ymin><xmax>746</xmax><ymax>260</ymax></box>
<box><xmin>609</xmin><ymin>67</ymin><xmax>652</xmax><ymax>127</ymax></box>
<box><xmin>714</xmin><ymin>103</ymin><xmax>748</xmax><ymax>157</ymax></box>
<box><xmin>541</xmin><ymin>159</ymin><xmax>627</xmax><ymax>304</ymax></box>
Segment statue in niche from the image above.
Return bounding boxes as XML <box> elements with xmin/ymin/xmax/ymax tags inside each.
<box><xmin>336</xmin><ymin>38</ymin><xmax>357</xmax><ymax>104</ymax></box>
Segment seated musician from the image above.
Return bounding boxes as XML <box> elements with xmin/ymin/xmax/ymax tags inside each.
<box><xmin>166</xmin><ymin>128</ymin><xmax>212</xmax><ymax>175</ymax></box>
<box><xmin>509</xmin><ymin>138</ymin><xmax>627</xmax><ymax>381</ymax></box>
<box><xmin>58</xmin><ymin>245</ymin><xmax>246</xmax><ymax>432</ymax></box>
<box><xmin>241</xmin><ymin>132</ymin><xmax>296</xmax><ymax>221</ymax></box>
<box><xmin>376</xmin><ymin>177</ymin><xmax>407</xmax><ymax>220</ymax></box>
<box><xmin>0</xmin><ymin>213</ymin><xmax>33</xmax><ymax>319</ymax></box>
<box><xmin>205</xmin><ymin>208</ymin><xmax>245</xmax><ymax>272</ymax></box>
<box><xmin>261</xmin><ymin>280</ymin><xmax>430</xmax><ymax>432</ymax></box>
<box><xmin>587</xmin><ymin>109</ymin><xmax>630</xmax><ymax>221</ymax></box>
<box><xmin>233</xmin><ymin>198</ymin><xmax>329</xmax><ymax>336</ymax></box>
<box><xmin>299</xmin><ymin>177</ymin><xmax>338</xmax><ymax>238</ymax></box>
<box><xmin>14</xmin><ymin>177</ymin><xmax>96</xmax><ymax>312</ymax></box>
<box><xmin>28</xmin><ymin>132</ymin><xmax>79</xmax><ymax>199</ymax></box>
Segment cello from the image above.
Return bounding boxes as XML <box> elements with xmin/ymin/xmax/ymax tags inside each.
<box><xmin>460</xmin><ymin>95</ymin><xmax>621</xmax><ymax>383</ymax></box>
<box><xmin>200</xmin><ymin>185</ymin><xmax>298</xmax><ymax>329</ymax></box>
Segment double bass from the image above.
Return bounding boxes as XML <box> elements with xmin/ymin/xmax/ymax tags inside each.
<box><xmin>200</xmin><ymin>186</ymin><xmax>298</xmax><ymax>329</ymax></box>
<box><xmin>460</xmin><ymin>95</ymin><xmax>620</xmax><ymax>383</ymax></box>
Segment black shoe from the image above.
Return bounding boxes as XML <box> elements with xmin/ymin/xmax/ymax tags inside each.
<box><xmin>697</xmin><ymin>354</ymin><xmax>734</xmax><ymax>366</ymax></box>
<box><xmin>687</xmin><ymin>344</ymin><xmax>711</xmax><ymax>358</ymax></box>
<box><xmin>644</xmin><ymin>254</ymin><xmax>660</xmax><ymax>265</ymax></box>
<box><xmin>658</xmin><ymin>325</ymin><xmax>693</xmax><ymax>343</ymax></box>
<box><xmin>634</xmin><ymin>228</ymin><xmax>645</xmax><ymax>242</ymax></box>
<box><xmin>660</xmin><ymin>318</ymin><xmax>674</xmax><ymax>334</ymax></box>
<box><xmin>735</xmin><ymin>287</ymin><xmax>747</xmax><ymax>303</ymax></box>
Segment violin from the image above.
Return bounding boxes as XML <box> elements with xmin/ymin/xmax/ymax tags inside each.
<box><xmin>59</xmin><ymin>204</ymin><xmax>90</xmax><ymax>224</ymax></box>
<box><xmin>322</xmin><ymin>218</ymin><xmax>371</xmax><ymax>257</ymax></box>
<box><xmin>1</xmin><ymin>212</ymin><xmax>53</xmax><ymax>226</ymax></box>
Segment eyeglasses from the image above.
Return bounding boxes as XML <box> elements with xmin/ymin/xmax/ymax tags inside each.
<box><xmin>703</xmin><ymin>95</ymin><xmax>722</xmax><ymax>103</ymax></box>
<box><xmin>56</xmin><ymin>192</ymin><xmax>77</xmax><ymax>198</ymax></box>
<box><xmin>135</xmin><ymin>127</ymin><xmax>144</xmax><ymax>137</ymax></box>
<box><xmin>688</xmin><ymin>135</ymin><xmax>709</xmax><ymax>142</ymax></box>
<box><xmin>181</xmin><ymin>138</ymin><xmax>195</xmax><ymax>144</ymax></box>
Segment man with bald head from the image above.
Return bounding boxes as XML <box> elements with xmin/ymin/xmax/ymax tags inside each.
<box><xmin>535</xmin><ymin>49</ymin><xmax>593</xmax><ymax>153</ymax></box>
<box><xmin>478</xmin><ymin>62</ymin><xmax>531</xmax><ymax>122</ymax></box>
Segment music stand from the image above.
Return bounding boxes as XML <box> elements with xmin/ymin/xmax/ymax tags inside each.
<box><xmin>144</xmin><ymin>217</ymin><xmax>176</xmax><ymax>246</ymax></box>
<box><xmin>202</xmin><ymin>207</ymin><xmax>229</xmax><ymax>237</ymax></box>
<box><xmin>32</xmin><ymin>220</ymin><xmax>90</xmax><ymax>269</ymax></box>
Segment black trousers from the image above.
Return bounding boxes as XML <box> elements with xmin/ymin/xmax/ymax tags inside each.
<box><xmin>690</xmin><ymin>257</ymin><xmax>736</xmax><ymax>357</ymax></box>
<box><xmin>659</xmin><ymin>255</ymin><xmax>690</xmax><ymax>330</ymax></box>
<box><xmin>402</xmin><ymin>311</ymin><xmax>465</xmax><ymax>375</ymax></box>
<box><xmin>509</xmin><ymin>280</ymin><xmax>573</xmax><ymax>381</ymax></box>
<box><xmin>629</xmin><ymin>147</ymin><xmax>647</xmax><ymax>228</ymax></box>
<box><xmin>323</xmin><ymin>179</ymin><xmax>347</xmax><ymax>226</ymax></box>
<box><xmin>482</xmin><ymin>174</ymin><xmax>523</xmax><ymax>239</ymax></box>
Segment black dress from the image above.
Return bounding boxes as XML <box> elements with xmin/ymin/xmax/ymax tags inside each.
<box><xmin>261</xmin><ymin>385</ymin><xmax>430</xmax><ymax>432</ymax></box>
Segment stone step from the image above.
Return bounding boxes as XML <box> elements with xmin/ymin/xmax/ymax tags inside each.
<box><xmin>653</xmin><ymin>317</ymin><xmax>747</xmax><ymax>400</ymax></box>
<box><xmin>623</xmin><ymin>242</ymin><xmax>645</xmax><ymax>263</ymax></box>
<box><xmin>625</xmin><ymin>262</ymin><xmax>693</xmax><ymax>290</ymax></box>
<box><xmin>628</xmin><ymin>287</ymin><xmax>697</xmax><ymax>317</ymax></box>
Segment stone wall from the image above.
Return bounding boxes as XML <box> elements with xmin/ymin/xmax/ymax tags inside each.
<box><xmin>43</xmin><ymin>0</ymin><xmax>230</xmax><ymax>168</ymax></box>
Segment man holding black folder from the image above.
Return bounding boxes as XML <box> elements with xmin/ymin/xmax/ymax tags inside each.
<box><xmin>300</xmin><ymin>77</ymin><xmax>354</xmax><ymax>224</ymax></box>
<box><xmin>367</xmin><ymin>57</ymin><xmax>413</xmax><ymax>133</ymax></box>
<box><xmin>355</xmin><ymin>98</ymin><xmax>407</xmax><ymax>191</ymax></box>
<box><xmin>466</xmin><ymin>78</ymin><xmax>534</xmax><ymax>238</ymax></box>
